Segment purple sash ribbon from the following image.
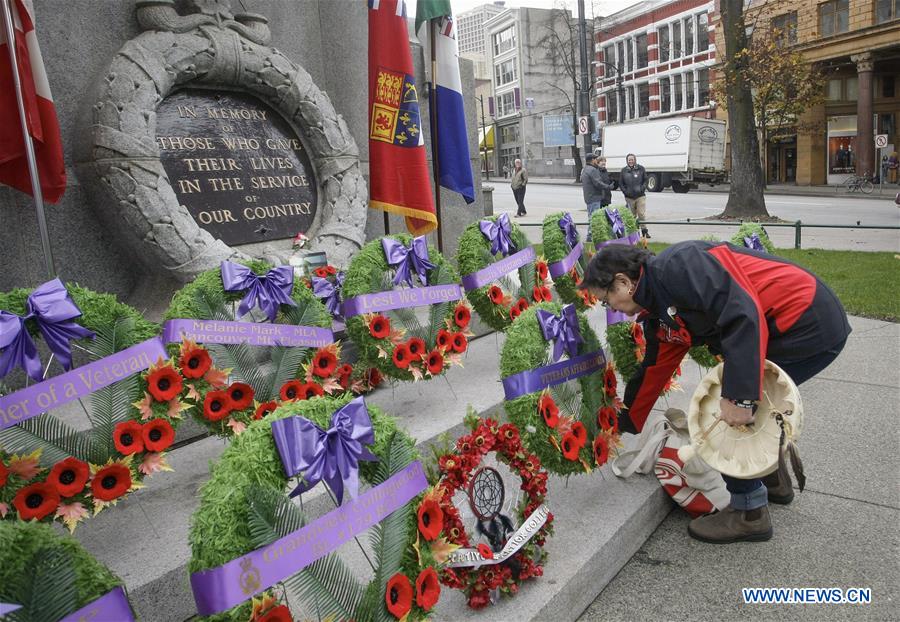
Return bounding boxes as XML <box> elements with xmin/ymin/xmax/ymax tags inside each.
<box><xmin>0</xmin><ymin>278</ymin><xmax>96</xmax><ymax>381</ymax></box>
<box><xmin>559</xmin><ymin>213</ymin><xmax>579</xmax><ymax>248</ymax></box>
<box><xmin>163</xmin><ymin>319</ymin><xmax>333</xmax><ymax>348</ymax></box>
<box><xmin>221</xmin><ymin>262</ymin><xmax>296</xmax><ymax>322</ymax></box>
<box><xmin>189</xmin><ymin>461</ymin><xmax>428</xmax><ymax>616</ymax></box>
<box><xmin>480</xmin><ymin>213</ymin><xmax>516</xmax><ymax>256</ymax></box>
<box><xmin>743</xmin><ymin>233</ymin><xmax>765</xmax><ymax>252</ymax></box>
<box><xmin>0</xmin><ymin>603</ymin><xmax>22</xmax><ymax>615</ymax></box>
<box><xmin>312</xmin><ymin>272</ymin><xmax>345</xmax><ymax>317</ymax></box>
<box><xmin>341</xmin><ymin>283</ymin><xmax>462</xmax><ymax>317</ymax></box>
<box><xmin>548</xmin><ymin>242</ymin><xmax>583</xmax><ymax>279</ymax></box>
<box><xmin>606</xmin><ymin>207</ymin><xmax>625</xmax><ymax>238</ymax></box>
<box><xmin>460</xmin><ymin>246</ymin><xmax>536</xmax><ymax>291</ymax></box>
<box><xmin>606</xmin><ymin>308</ymin><xmax>634</xmax><ymax>326</ymax></box>
<box><xmin>59</xmin><ymin>586</ymin><xmax>134</xmax><ymax>622</ymax></box>
<box><xmin>595</xmin><ymin>230</ymin><xmax>640</xmax><ymax>250</ymax></box>
<box><xmin>382</xmin><ymin>236</ymin><xmax>435</xmax><ymax>287</ymax></box>
<box><xmin>503</xmin><ymin>350</ymin><xmax>607</xmax><ymax>400</ymax></box>
<box><xmin>536</xmin><ymin>305</ymin><xmax>583</xmax><ymax>362</ymax></box>
<box><xmin>0</xmin><ymin>338</ymin><xmax>166</xmax><ymax>431</ymax></box>
<box><xmin>271</xmin><ymin>396</ymin><xmax>379</xmax><ymax>503</ymax></box>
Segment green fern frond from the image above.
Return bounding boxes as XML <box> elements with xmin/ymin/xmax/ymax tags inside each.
<box><xmin>13</xmin><ymin>547</ymin><xmax>79</xmax><ymax>622</ymax></box>
<box><xmin>280</xmin><ymin>299</ymin><xmax>328</xmax><ymax>329</ymax></box>
<box><xmin>0</xmin><ymin>415</ymin><xmax>91</xmax><ymax>465</ymax></box>
<box><xmin>262</xmin><ymin>347</ymin><xmax>311</xmax><ymax>402</ymax></box>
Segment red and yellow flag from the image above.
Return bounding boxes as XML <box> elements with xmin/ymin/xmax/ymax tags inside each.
<box><xmin>368</xmin><ymin>0</ymin><xmax>436</xmax><ymax>234</ymax></box>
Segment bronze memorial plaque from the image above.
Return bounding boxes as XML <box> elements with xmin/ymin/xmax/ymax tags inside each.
<box><xmin>156</xmin><ymin>90</ymin><xmax>317</xmax><ymax>245</ymax></box>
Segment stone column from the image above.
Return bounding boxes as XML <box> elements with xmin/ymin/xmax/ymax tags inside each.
<box><xmin>852</xmin><ymin>52</ymin><xmax>875</xmax><ymax>177</ymax></box>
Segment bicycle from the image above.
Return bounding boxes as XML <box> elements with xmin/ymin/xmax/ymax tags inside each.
<box><xmin>839</xmin><ymin>173</ymin><xmax>875</xmax><ymax>194</ymax></box>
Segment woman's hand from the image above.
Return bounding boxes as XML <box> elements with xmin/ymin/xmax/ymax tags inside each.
<box><xmin>720</xmin><ymin>398</ymin><xmax>755</xmax><ymax>426</ymax></box>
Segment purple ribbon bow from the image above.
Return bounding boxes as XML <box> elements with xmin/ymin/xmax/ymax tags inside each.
<box><xmin>606</xmin><ymin>208</ymin><xmax>625</xmax><ymax>238</ymax></box>
<box><xmin>0</xmin><ymin>278</ymin><xmax>95</xmax><ymax>382</ymax></box>
<box><xmin>479</xmin><ymin>213</ymin><xmax>516</xmax><ymax>256</ymax></box>
<box><xmin>312</xmin><ymin>272</ymin><xmax>345</xmax><ymax>317</ymax></box>
<box><xmin>743</xmin><ymin>233</ymin><xmax>766</xmax><ymax>252</ymax></box>
<box><xmin>536</xmin><ymin>304</ymin><xmax>584</xmax><ymax>362</ymax></box>
<box><xmin>559</xmin><ymin>213</ymin><xmax>579</xmax><ymax>248</ymax></box>
<box><xmin>220</xmin><ymin>261</ymin><xmax>296</xmax><ymax>322</ymax></box>
<box><xmin>271</xmin><ymin>396</ymin><xmax>379</xmax><ymax>504</ymax></box>
<box><xmin>382</xmin><ymin>236</ymin><xmax>436</xmax><ymax>287</ymax></box>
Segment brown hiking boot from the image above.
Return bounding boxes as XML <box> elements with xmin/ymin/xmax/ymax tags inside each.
<box><xmin>762</xmin><ymin>451</ymin><xmax>795</xmax><ymax>505</ymax></box>
<box><xmin>688</xmin><ymin>506</ymin><xmax>773</xmax><ymax>544</ymax></box>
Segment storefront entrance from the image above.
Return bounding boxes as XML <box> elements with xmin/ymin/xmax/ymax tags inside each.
<box><xmin>767</xmin><ymin>138</ymin><xmax>797</xmax><ymax>183</ymax></box>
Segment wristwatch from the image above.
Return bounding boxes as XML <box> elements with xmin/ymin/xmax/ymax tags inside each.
<box><xmin>729</xmin><ymin>399</ymin><xmax>756</xmax><ymax>409</ymax></box>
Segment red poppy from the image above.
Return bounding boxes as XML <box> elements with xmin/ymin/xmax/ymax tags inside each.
<box><xmin>91</xmin><ymin>463</ymin><xmax>132</xmax><ymax>502</ymax></box>
<box><xmin>537</xmin><ymin>261</ymin><xmax>549</xmax><ymax>281</ymax></box>
<box><xmin>0</xmin><ymin>460</ymin><xmax>8</xmax><ymax>487</ymax></box>
<box><xmin>561</xmin><ymin>432</ymin><xmax>581</xmax><ymax>460</ymax></box>
<box><xmin>47</xmin><ymin>457</ymin><xmax>90</xmax><ymax>497</ymax></box>
<box><xmin>426</xmin><ymin>349</ymin><xmax>444</xmax><ymax>375</ymax></box>
<box><xmin>516</xmin><ymin>297</ymin><xmax>530</xmax><ymax>312</ymax></box>
<box><xmin>337</xmin><ymin>364</ymin><xmax>353</xmax><ymax>389</ymax></box>
<box><xmin>454</xmin><ymin>304</ymin><xmax>471</xmax><ymax>329</ymax></box>
<box><xmin>593</xmin><ymin>434</ymin><xmax>610</xmax><ymax>466</ymax></box>
<box><xmin>13</xmin><ymin>481</ymin><xmax>60</xmax><ymax>520</ymax></box>
<box><xmin>598</xmin><ymin>406</ymin><xmax>618</xmax><ymax>433</ymax></box>
<box><xmin>604</xmin><ymin>366</ymin><xmax>618</xmax><ymax>397</ymax></box>
<box><xmin>366</xmin><ymin>368</ymin><xmax>384</xmax><ymax>388</ymax></box>
<box><xmin>385</xmin><ymin>573</ymin><xmax>413</xmax><ymax>619</ymax></box>
<box><xmin>254</xmin><ymin>400</ymin><xmax>279</xmax><ymax>420</ymax></box>
<box><xmin>632</xmin><ymin>322</ymin><xmax>645</xmax><ymax>346</ymax></box>
<box><xmin>146</xmin><ymin>364</ymin><xmax>183</xmax><ymax>402</ymax></box>
<box><xmin>227</xmin><ymin>382</ymin><xmax>255</xmax><ymax>410</ymax></box>
<box><xmin>368</xmin><ymin>315</ymin><xmax>391</xmax><ymax>339</ymax></box>
<box><xmin>326</xmin><ymin>265</ymin><xmax>337</xmax><ymax>275</ymax></box>
<box><xmin>532</xmin><ymin>286</ymin><xmax>544</xmax><ymax>302</ymax></box>
<box><xmin>571</xmin><ymin>422</ymin><xmax>587</xmax><ymax>447</ymax></box>
<box><xmin>405</xmin><ymin>337</ymin><xmax>426</xmax><ymax>361</ymax></box>
<box><xmin>258</xmin><ymin>605</ymin><xmax>292</xmax><ymax>622</ymax></box>
<box><xmin>279</xmin><ymin>380</ymin><xmax>304</xmax><ymax>401</ymax></box>
<box><xmin>142</xmin><ymin>419</ymin><xmax>175</xmax><ymax>452</ymax></box>
<box><xmin>392</xmin><ymin>344</ymin><xmax>412</xmax><ymax>369</ymax></box>
<box><xmin>540</xmin><ymin>286</ymin><xmax>553</xmax><ymax>301</ymax></box>
<box><xmin>297</xmin><ymin>382</ymin><xmax>325</xmax><ymax>400</ymax></box>
<box><xmin>113</xmin><ymin>421</ymin><xmax>145</xmax><ymax>455</ymax></box>
<box><xmin>203</xmin><ymin>390</ymin><xmax>232</xmax><ymax>421</ymax></box>
<box><xmin>509</xmin><ymin>306</ymin><xmax>521</xmax><ymax>321</ymax></box>
<box><xmin>539</xmin><ymin>394</ymin><xmax>559</xmax><ymax>428</ymax></box>
<box><xmin>451</xmin><ymin>332</ymin><xmax>467</xmax><ymax>353</ymax></box>
<box><xmin>314</xmin><ymin>266</ymin><xmax>330</xmax><ymax>278</ymax></box>
<box><xmin>436</xmin><ymin>329</ymin><xmax>453</xmax><ymax>350</ymax></box>
<box><xmin>178</xmin><ymin>346</ymin><xmax>212</xmax><ymax>379</ymax></box>
<box><xmin>417</xmin><ymin>498</ymin><xmax>444</xmax><ymax>541</ymax></box>
<box><xmin>415</xmin><ymin>567</ymin><xmax>441</xmax><ymax>611</ymax></box>
<box><xmin>311</xmin><ymin>349</ymin><xmax>338</xmax><ymax>378</ymax></box>
<box><xmin>477</xmin><ymin>543</ymin><xmax>495</xmax><ymax>560</ymax></box>
<box><xmin>487</xmin><ymin>285</ymin><xmax>504</xmax><ymax>304</ymax></box>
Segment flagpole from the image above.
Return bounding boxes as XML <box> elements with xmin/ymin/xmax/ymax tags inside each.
<box><xmin>1</xmin><ymin>0</ymin><xmax>56</xmax><ymax>278</ymax></box>
<box><xmin>428</xmin><ymin>19</ymin><xmax>444</xmax><ymax>253</ymax></box>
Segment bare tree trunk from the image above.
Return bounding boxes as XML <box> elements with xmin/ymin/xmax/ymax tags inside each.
<box><xmin>721</xmin><ymin>0</ymin><xmax>769</xmax><ymax>219</ymax></box>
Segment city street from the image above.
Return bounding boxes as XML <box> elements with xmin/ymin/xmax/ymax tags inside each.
<box><xmin>487</xmin><ymin>181</ymin><xmax>900</xmax><ymax>252</ymax></box>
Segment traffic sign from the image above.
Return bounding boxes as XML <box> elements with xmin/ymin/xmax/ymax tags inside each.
<box><xmin>875</xmin><ymin>134</ymin><xmax>888</xmax><ymax>149</ymax></box>
<box><xmin>578</xmin><ymin>116</ymin><xmax>590</xmax><ymax>135</ymax></box>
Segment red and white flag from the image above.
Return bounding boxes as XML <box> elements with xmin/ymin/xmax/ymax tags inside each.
<box><xmin>0</xmin><ymin>0</ymin><xmax>66</xmax><ymax>203</ymax></box>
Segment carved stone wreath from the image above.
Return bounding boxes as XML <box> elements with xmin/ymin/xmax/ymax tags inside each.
<box><xmin>75</xmin><ymin>0</ymin><xmax>367</xmax><ymax>281</ymax></box>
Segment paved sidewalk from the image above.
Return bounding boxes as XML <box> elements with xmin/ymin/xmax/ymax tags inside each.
<box><xmin>578</xmin><ymin>315</ymin><xmax>900</xmax><ymax>622</ymax></box>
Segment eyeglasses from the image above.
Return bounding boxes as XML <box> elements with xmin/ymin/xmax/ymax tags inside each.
<box><xmin>599</xmin><ymin>284</ymin><xmax>613</xmax><ymax>308</ymax></box>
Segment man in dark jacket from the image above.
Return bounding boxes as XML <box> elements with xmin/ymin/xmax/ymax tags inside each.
<box><xmin>620</xmin><ymin>153</ymin><xmax>650</xmax><ymax>238</ymax></box>
<box><xmin>581</xmin><ymin>154</ymin><xmax>613</xmax><ymax>241</ymax></box>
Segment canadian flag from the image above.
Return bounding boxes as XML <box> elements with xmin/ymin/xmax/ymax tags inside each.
<box><xmin>0</xmin><ymin>0</ymin><xmax>66</xmax><ymax>203</ymax></box>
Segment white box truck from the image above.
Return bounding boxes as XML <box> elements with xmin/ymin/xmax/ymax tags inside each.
<box><xmin>600</xmin><ymin>117</ymin><xmax>727</xmax><ymax>193</ymax></box>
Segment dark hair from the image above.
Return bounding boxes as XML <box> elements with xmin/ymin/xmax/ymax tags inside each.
<box><xmin>579</xmin><ymin>245</ymin><xmax>653</xmax><ymax>290</ymax></box>
<box><xmin>626</xmin><ymin>153</ymin><xmax>636</xmax><ymax>160</ymax></box>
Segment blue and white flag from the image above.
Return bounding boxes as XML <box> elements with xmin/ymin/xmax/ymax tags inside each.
<box><xmin>416</xmin><ymin>1</ymin><xmax>475</xmax><ymax>204</ymax></box>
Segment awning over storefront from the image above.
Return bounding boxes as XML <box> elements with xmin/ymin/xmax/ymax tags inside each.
<box><xmin>478</xmin><ymin>125</ymin><xmax>494</xmax><ymax>150</ymax></box>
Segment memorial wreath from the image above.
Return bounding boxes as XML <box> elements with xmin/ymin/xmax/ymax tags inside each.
<box><xmin>731</xmin><ymin>222</ymin><xmax>775</xmax><ymax>254</ymax></box>
<box><xmin>541</xmin><ymin>212</ymin><xmax>597</xmax><ymax>310</ymax></box>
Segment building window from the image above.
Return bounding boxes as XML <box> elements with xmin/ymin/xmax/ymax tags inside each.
<box><xmin>638</xmin><ymin>83</ymin><xmax>650</xmax><ymax>117</ymax></box>
<box><xmin>660</xmin><ymin>77</ymin><xmax>671</xmax><ymax>113</ymax></box>
<box><xmin>658</xmin><ymin>24</ymin><xmax>670</xmax><ymax>62</ymax></box>
<box><xmin>606</xmin><ymin>90</ymin><xmax>619</xmax><ymax>123</ymax></box>
<box><xmin>626</xmin><ymin>85</ymin><xmax>635</xmax><ymax>119</ymax></box>
<box><xmin>684</xmin><ymin>17</ymin><xmax>694</xmax><ymax>56</ymax></box>
<box><xmin>497</xmin><ymin>91</ymin><xmax>517</xmax><ymax>117</ymax></box>
<box><xmin>685</xmin><ymin>73</ymin><xmax>695</xmax><ymax>109</ymax></box>
<box><xmin>493</xmin><ymin>26</ymin><xmax>516</xmax><ymax>56</ymax></box>
<box><xmin>846</xmin><ymin>76</ymin><xmax>858</xmax><ymax>100</ymax></box>
<box><xmin>494</xmin><ymin>58</ymin><xmax>517</xmax><ymax>87</ymax></box>
<box><xmin>698</xmin><ymin>13</ymin><xmax>709</xmax><ymax>50</ymax></box>
<box><xmin>603</xmin><ymin>44</ymin><xmax>615</xmax><ymax>76</ymax></box>
<box><xmin>826</xmin><ymin>78</ymin><xmax>842</xmax><ymax>100</ymax></box>
<box><xmin>617</xmin><ymin>41</ymin><xmax>625</xmax><ymax>74</ymax></box>
<box><xmin>883</xmin><ymin>75</ymin><xmax>896</xmax><ymax>98</ymax></box>
<box><xmin>636</xmin><ymin>33</ymin><xmax>648</xmax><ymax>69</ymax></box>
<box><xmin>698</xmin><ymin>68</ymin><xmax>710</xmax><ymax>106</ymax></box>
<box><xmin>673</xmin><ymin>21</ymin><xmax>682</xmax><ymax>58</ymax></box>
<box><xmin>500</xmin><ymin>123</ymin><xmax>519</xmax><ymax>145</ymax></box>
<box><xmin>876</xmin><ymin>0</ymin><xmax>899</xmax><ymax>23</ymax></box>
<box><xmin>772</xmin><ymin>12</ymin><xmax>798</xmax><ymax>45</ymax></box>
<box><xmin>674</xmin><ymin>74</ymin><xmax>683</xmax><ymax>110</ymax></box>
<box><xmin>819</xmin><ymin>0</ymin><xmax>849</xmax><ymax>37</ymax></box>
<box><xmin>625</xmin><ymin>38</ymin><xmax>633</xmax><ymax>73</ymax></box>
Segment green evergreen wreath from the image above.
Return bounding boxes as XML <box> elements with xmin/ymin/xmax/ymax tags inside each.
<box><xmin>188</xmin><ymin>395</ymin><xmax>444</xmax><ymax>621</ymax></box>
<box><xmin>342</xmin><ymin>235</ymin><xmax>468</xmax><ymax>382</ymax></box>
<box><xmin>457</xmin><ymin>216</ymin><xmax>550</xmax><ymax>331</ymax></box>
<box><xmin>499</xmin><ymin>302</ymin><xmax>619</xmax><ymax>476</ymax></box>
<box><xmin>541</xmin><ymin>212</ymin><xmax>596</xmax><ymax>311</ymax></box>
<box><xmin>730</xmin><ymin>223</ymin><xmax>776</xmax><ymax>254</ymax></box>
<box><xmin>589</xmin><ymin>205</ymin><xmax>639</xmax><ymax>245</ymax></box>
<box><xmin>0</xmin><ymin>509</ymin><xmax>129</xmax><ymax>622</ymax></box>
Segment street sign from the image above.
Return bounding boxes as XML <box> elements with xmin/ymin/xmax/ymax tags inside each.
<box><xmin>875</xmin><ymin>134</ymin><xmax>888</xmax><ymax>149</ymax></box>
<box><xmin>564</xmin><ymin>158</ymin><xmax>575</xmax><ymax>165</ymax></box>
<box><xmin>578</xmin><ymin>116</ymin><xmax>590</xmax><ymax>135</ymax></box>
<box><xmin>525</xmin><ymin>97</ymin><xmax>535</xmax><ymax>109</ymax></box>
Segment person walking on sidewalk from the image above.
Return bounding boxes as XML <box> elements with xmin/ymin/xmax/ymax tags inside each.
<box><xmin>579</xmin><ymin>241</ymin><xmax>851</xmax><ymax>544</ymax></box>
<box><xmin>620</xmin><ymin>154</ymin><xmax>651</xmax><ymax>238</ymax></box>
<box><xmin>581</xmin><ymin>153</ymin><xmax>613</xmax><ymax>241</ymax></box>
<box><xmin>511</xmin><ymin>158</ymin><xmax>528</xmax><ymax>217</ymax></box>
